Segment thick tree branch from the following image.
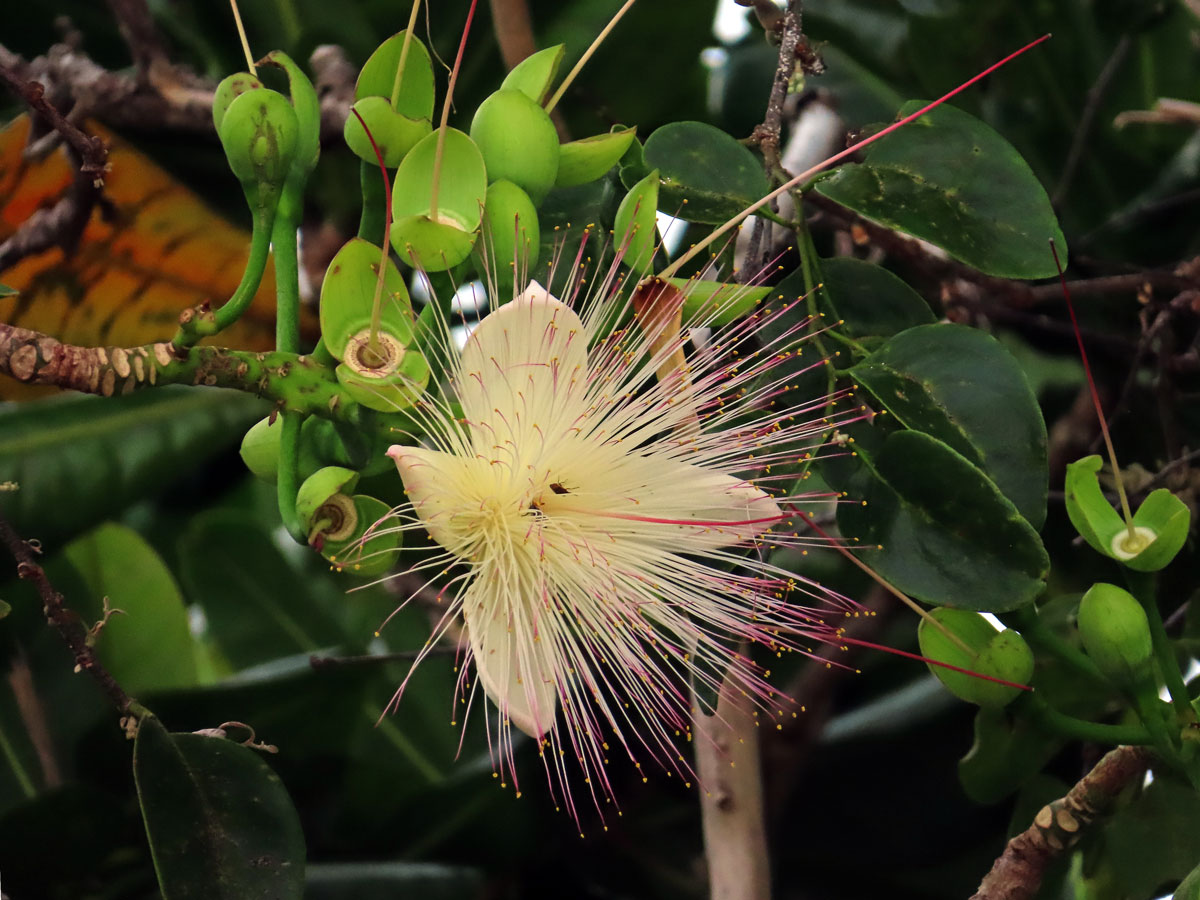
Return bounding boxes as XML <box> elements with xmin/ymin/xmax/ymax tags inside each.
<box><xmin>104</xmin><ymin>0</ymin><xmax>172</xmax><ymax>77</ymax></box>
<box><xmin>0</xmin><ymin>322</ymin><xmax>364</xmax><ymax>424</ymax></box>
<box><xmin>970</xmin><ymin>746</ymin><xmax>1153</xmax><ymax>900</ymax></box>
<box><xmin>694</xmin><ymin>676</ymin><xmax>772</xmax><ymax>900</ymax></box>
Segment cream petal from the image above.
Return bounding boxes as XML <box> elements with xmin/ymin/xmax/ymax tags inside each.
<box><xmin>387</xmin><ymin>445</ymin><xmax>480</xmax><ymax>554</ymax></box>
<box><xmin>541</xmin><ymin>456</ymin><xmax>782</xmax><ymax>551</ymax></box>
<box><xmin>464</xmin><ymin>584</ymin><xmax>559</xmax><ymax>739</ymax></box>
<box><xmin>455</xmin><ymin>281</ymin><xmax>589</xmax><ymax>456</ymax></box>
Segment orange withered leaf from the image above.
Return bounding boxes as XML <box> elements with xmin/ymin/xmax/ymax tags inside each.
<box><xmin>0</xmin><ymin>115</ymin><xmax>315</xmax><ymax>398</ymax></box>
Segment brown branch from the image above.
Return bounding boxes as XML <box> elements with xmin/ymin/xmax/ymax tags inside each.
<box><xmin>104</xmin><ymin>0</ymin><xmax>171</xmax><ymax>77</ymax></box>
<box><xmin>0</xmin><ymin>58</ymin><xmax>110</xmax><ymax>272</ymax></box>
<box><xmin>694</xmin><ymin>674</ymin><xmax>772</xmax><ymax>900</ymax></box>
<box><xmin>0</xmin><ymin>512</ymin><xmax>144</xmax><ymax>723</ymax></box>
<box><xmin>970</xmin><ymin>745</ymin><xmax>1153</xmax><ymax>900</ymax></box>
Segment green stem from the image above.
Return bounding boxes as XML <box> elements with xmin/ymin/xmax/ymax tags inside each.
<box><xmin>171</xmin><ymin>204</ymin><xmax>275</xmax><ymax>350</ymax></box>
<box><xmin>277</xmin><ymin>410</ymin><xmax>306</xmax><ymax>543</ymax></box>
<box><xmin>272</xmin><ymin>193</ymin><xmax>303</xmax><ymax>355</ymax></box>
<box><xmin>358</xmin><ymin>160</ymin><xmax>387</xmax><ymax>242</ymax></box>
<box><xmin>1127</xmin><ymin>571</ymin><xmax>1194</xmax><ymax>721</ymax></box>
<box><xmin>1021</xmin><ymin>693</ymin><xmax>1153</xmax><ymax>746</ymax></box>
<box><xmin>0</xmin><ymin>723</ymin><xmax>36</xmax><ymax>799</ymax></box>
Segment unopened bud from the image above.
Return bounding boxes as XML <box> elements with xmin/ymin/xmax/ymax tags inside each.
<box><xmin>1076</xmin><ymin>583</ymin><xmax>1154</xmax><ymax>690</ymax></box>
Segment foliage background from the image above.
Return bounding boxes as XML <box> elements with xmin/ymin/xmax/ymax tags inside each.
<box><xmin>1</xmin><ymin>1</ymin><xmax>1199</xmax><ymax>898</ymax></box>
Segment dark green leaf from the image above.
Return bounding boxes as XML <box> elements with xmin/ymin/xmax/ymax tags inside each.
<box><xmin>65</xmin><ymin>523</ymin><xmax>200</xmax><ymax>693</ymax></box>
<box><xmin>958</xmin><ymin>707</ymin><xmax>1063</xmax><ymax>805</ymax></box>
<box><xmin>178</xmin><ymin>511</ymin><xmax>345</xmax><ymax>669</ymax></box>
<box><xmin>134</xmin><ymin>716</ymin><xmax>305</xmax><ymax>900</ymax></box>
<box><xmin>305</xmin><ymin>862</ymin><xmax>484</xmax><ymax>899</ymax></box>
<box><xmin>818</xmin><ymin>257</ymin><xmax>935</xmax><ymax>339</ymax></box>
<box><xmin>1106</xmin><ymin>774</ymin><xmax>1200</xmax><ymax>898</ymax></box>
<box><xmin>0</xmin><ymin>388</ymin><xmax>266</xmax><ymax>547</ymax></box>
<box><xmin>838</xmin><ymin>430</ymin><xmax>1049</xmax><ymax>611</ymax></box>
<box><xmin>815</xmin><ymin>103</ymin><xmax>1066</xmax><ymax>278</ymax></box>
<box><xmin>850</xmin><ymin>323</ymin><xmax>1048</xmax><ymax>528</ymax></box>
<box><xmin>643</xmin><ymin>121</ymin><xmax>771</xmax><ymax>224</ymax></box>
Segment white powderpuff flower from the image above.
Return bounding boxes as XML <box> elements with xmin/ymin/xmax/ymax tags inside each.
<box><xmin>374</xmin><ymin>269</ymin><xmax>864</xmax><ymax>816</ymax></box>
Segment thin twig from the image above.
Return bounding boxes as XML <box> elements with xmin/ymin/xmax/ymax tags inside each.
<box><xmin>0</xmin><ymin>59</ymin><xmax>109</xmax><ymax>273</ymax></box>
<box><xmin>103</xmin><ymin>0</ymin><xmax>171</xmax><ymax>77</ymax></box>
<box><xmin>0</xmin><ymin>512</ymin><xmax>143</xmax><ymax>721</ymax></box>
<box><xmin>1052</xmin><ymin>35</ymin><xmax>1131</xmax><ymax>208</ymax></box>
<box><xmin>970</xmin><ymin>746</ymin><xmax>1153</xmax><ymax>900</ymax></box>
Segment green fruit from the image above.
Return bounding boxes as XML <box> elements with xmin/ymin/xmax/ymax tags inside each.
<box><xmin>239</xmin><ymin>416</ymin><xmax>282</xmax><ymax>480</ymax></box>
<box><xmin>469</xmin><ymin>90</ymin><xmax>560</xmax><ymax>203</ymax></box>
<box><xmin>217</xmin><ymin>88</ymin><xmax>299</xmax><ymax>206</ymax></box>
<box><xmin>213</xmin><ymin>73</ymin><xmax>263</xmax><ymax>130</ymax></box>
<box><xmin>917</xmin><ymin>608</ymin><xmax>1033</xmax><ymax>708</ymax></box>
<box><xmin>1076</xmin><ymin>583</ymin><xmax>1154</xmax><ymax>690</ymax></box>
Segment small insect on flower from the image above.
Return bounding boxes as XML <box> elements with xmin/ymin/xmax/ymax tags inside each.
<box><xmin>374</xmin><ymin>258</ymin><xmax>866</xmax><ymax>814</ymax></box>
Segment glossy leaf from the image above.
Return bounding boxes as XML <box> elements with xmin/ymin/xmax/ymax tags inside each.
<box><xmin>818</xmin><ymin>256</ymin><xmax>935</xmax><ymax>339</ymax></box>
<box><xmin>837</xmin><ymin>430</ymin><xmax>1049</xmax><ymax>611</ymax></box>
<box><xmin>1106</xmin><ymin>775</ymin><xmax>1200</xmax><ymax>899</ymax></box>
<box><xmin>850</xmin><ymin>323</ymin><xmax>1048</xmax><ymax>528</ymax></box>
<box><xmin>178</xmin><ymin>511</ymin><xmax>345</xmax><ymax>668</ymax></box>
<box><xmin>642</xmin><ymin>121</ymin><xmax>770</xmax><ymax>224</ymax></box>
<box><xmin>65</xmin><ymin>523</ymin><xmax>199</xmax><ymax>693</ymax></box>
<box><xmin>815</xmin><ymin>103</ymin><xmax>1066</xmax><ymax>278</ymax></box>
<box><xmin>133</xmin><ymin>716</ymin><xmax>305</xmax><ymax>900</ymax></box>
<box><xmin>0</xmin><ymin>388</ymin><xmax>266</xmax><ymax>547</ymax></box>
<box><xmin>958</xmin><ymin>707</ymin><xmax>1063</xmax><ymax>804</ymax></box>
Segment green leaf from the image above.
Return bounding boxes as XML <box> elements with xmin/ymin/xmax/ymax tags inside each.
<box><xmin>815</xmin><ymin>103</ymin><xmax>1066</xmax><ymax>278</ymax></box>
<box><xmin>65</xmin><ymin>523</ymin><xmax>199</xmax><ymax>693</ymax></box>
<box><xmin>838</xmin><ymin>430</ymin><xmax>1049</xmax><ymax>611</ymax></box>
<box><xmin>0</xmin><ymin>389</ymin><xmax>267</xmax><ymax>548</ymax></box>
<box><xmin>818</xmin><ymin>257</ymin><xmax>935</xmax><ymax>339</ymax></box>
<box><xmin>642</xmin><ymin>121</ymin><xmax>771</xmax><ymax>224</ymax></box>
<box><xmin>958</xmin><ymin>707</ymin><xmax>1063</xmax><ymax>804</ymax></box>
<box><xmin>178</xmin><ymin>511</ymin><xmax>344</xmax><ymax>669</ymax></box>
<box><xmin>1106</xmin><ymin>774</ymin><xmax>1200</xmax><ymax>899</ymax></box>
<box><xmin>134</xmin><ymin>716</ymin><xmax>305</xmax><ymax>900</ymax></box>
<box><xmin>305</xmin><ymin>862</ymin><xmax>484</xmax><ymax>899</ymax></box>
<box><xmin>850</xmin><ymin>323</ymin><xmax>1048</xmax><ymax>528</ymax></box>
<box><xmin>0</xmin><ymin>282</ymin><xmax>16</xmax><ymax>298</ymax></box>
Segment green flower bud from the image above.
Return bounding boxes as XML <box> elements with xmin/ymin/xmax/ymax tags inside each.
<box><xmin>469</xmin><ymin>89</ymin><xmax>560</xmax><ymax>203</ymax></box>
<box><xmin>240</xmin><ymin>415</ymin><xmax>282</xmax><ymax>480</ymax></box>
<box><xmin>1076</xmin><ymin>583</ymin><xmax>1155</xmax><ymax>690</ymax></box>
<box><xmin>218</xmin><ymin>88</ymin><xmax>300</xmax><ymax>209</ymax></box>
<box><xmin>213</xmin><ymin>72</ymin><xmax>263</xmax><ymax>131</ymax></box>
<box><xmin>474</xmin><ymin>179</ymin><xmax>540</xmax><ymax>300</ymax></box>
<box><xmin>917</xmin><ymin>608</ymin><xmax>1033</xmax><ymax>708</ymax></box>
